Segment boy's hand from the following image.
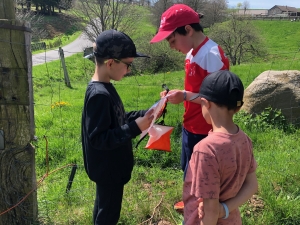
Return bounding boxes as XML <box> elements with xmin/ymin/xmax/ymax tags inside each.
<box><xmin>160</xmin><ymin>90</ymin><xmax>168</xmax><ymax>98</ymax></box>
<box><xmin>166</xmin><ymin>89</ymin><xmax>184</xmax><ymax>104</ymax></box>
<box><xmin>135</xmin><ymin>109</ymin><xmax>154</xmax><ymax>131</ymax></box>
<box><xmin>198</xmin><ymin>198</ymin><xmax>204</xmax><ymax>219</ymax></box>
<box><xmin>218</xmin><ymin>202</ymin><xmax>226</xmax><ymax>218</ymax></box>
<box><xmin>198</xmin><ymin>198</ymin><xmax>225</xmax><ymax>219</ymax></box>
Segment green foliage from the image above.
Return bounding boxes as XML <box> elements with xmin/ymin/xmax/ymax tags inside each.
<box><xmin>246</xmin><ymin>127</ymin><xmax>300</xmax><ymax>225</ymax></box>
<box><xmin>234</xmin><ymin>107</ymin><xmax>296</xmax><ymax>133</ymax></box>
<box><xmin>208</xmin><ymin>15</ymin><xmax>267</xmax><ymax>65</ymax></box>
<box><xmin>132</xmin><ymin>32</ymin><xmax>184</xmax><ymax>74</ymax></box>
<box><xmin>31</xmin><ymin>13</ymin><xmax>82</xmax><ymax>53</ymax></box>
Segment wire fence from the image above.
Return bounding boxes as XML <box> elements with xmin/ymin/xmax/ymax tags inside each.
<box><xmin>1</xmin><ymin>42</ymin><xmax>300</xmax><ymax>224</ymax></box>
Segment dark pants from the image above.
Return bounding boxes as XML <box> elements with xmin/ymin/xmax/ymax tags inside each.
<box><xmin>181</xmin><ymin>127</ymin><xmax>207</xmax><ymax>180</ymax></box>
<box><xmin>93</xmin><ymin>183</ymin><xmax>124</xmax><ymax>225</ymax></box>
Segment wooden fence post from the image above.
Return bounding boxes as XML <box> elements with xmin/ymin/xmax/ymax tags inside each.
<box><xmin>0</xmin><ymin>0</ymin><xmax>37</xmax><ymax>224</ymax></box>
<box><xmin>58</xmin><ymin>47</ymin><xmax>71</xmax><ymax>87</ymax></box>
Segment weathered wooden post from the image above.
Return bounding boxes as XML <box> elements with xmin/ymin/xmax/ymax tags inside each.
<box><xmin>0</xmin><ymin>0</ymin><xmax>37</xmax><ymax>224</ymax></box>
<box><xmin>59</xmin><ymin>47</ymin><xmax>71</xmax><ymax>87</ymax></box>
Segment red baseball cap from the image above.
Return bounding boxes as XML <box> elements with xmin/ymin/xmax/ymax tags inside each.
<box><xmin>150</xmin><ymin>4</ymin><xmax>200</xmax><ymax>43</ymax></box>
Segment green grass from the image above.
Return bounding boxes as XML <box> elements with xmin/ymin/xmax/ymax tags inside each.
<box><xmin>251</xmin><ymin>20</ymin><xmax>300</xmax><ymax>54</ymax></box>
<box><xmin>32</xmin><ymin>51</ymin><xmax>300</xmax><ymax>224</ymax></box>
<box><xmin>129</xmin><ymin>6</ymin><xmax>156</xmax><ymax>40</ymax></box>
<box><xmin>30</xmin><ymin>11</ymin><xmax>300</xmax><ymax>225</ymax></box>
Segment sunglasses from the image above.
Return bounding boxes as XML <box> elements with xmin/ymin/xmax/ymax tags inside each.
<box><xmin>104</xmin><ymin>59</ymin><xmax>133</xmax><ymax>70</ymax></box>
<box><xmin>113</xmin><ymin>59</ymin><xmax>132</xmax><ymax>69</ymax></box>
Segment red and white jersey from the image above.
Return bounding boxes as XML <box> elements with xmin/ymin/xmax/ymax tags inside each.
<box><xmin>184</xmin><ymin>37</ymin><xmax>229</xmax><ymax>134</ymax></box>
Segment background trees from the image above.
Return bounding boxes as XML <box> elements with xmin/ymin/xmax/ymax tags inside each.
<box><xmin>73</xmin><ymin>0</ymin><xmax>141</xmax><ymax>41</ymax></box>
<box><xmin>15</xmin><ymin>10</ymin><xmax>47</xmax><ymax>41</ymax></box>
<box><xmin>150</xmin><ymin>0</ymin><xmax>228</xmax><ymax>29</ymax></box>
<box><xmin>15</xmin><ymin>0</ymin><xmax>73</xmax><ymax>14</ymax></box>
<box><xmin>151</xmin><ymin>0</ymin><xmax>173</xmax><ymax>29</ymax></box>
<box><xmin>201</xmin><ymin>0</ymin><xmax>228</xmax><ymax>27</ymax></box>
<box><xmin>208</xmin><ymin>12</ymin><xmax>266</xmax><ymax>65</ymax></box>
<box><xmin>15</xmin><ymin>0</ymin><xmax>265</xmax><ymax>67</ymax></box>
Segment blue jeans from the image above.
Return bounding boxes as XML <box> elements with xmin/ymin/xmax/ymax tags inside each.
<box><xmin>181</xmin><ymin>127</ymin><xmax>207</xmax><ymax>180</ymax></box>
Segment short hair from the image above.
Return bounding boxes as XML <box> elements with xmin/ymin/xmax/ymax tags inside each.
<box><xmin>174</xmin><ymin>23</ymin><xmax>204</xmax><ymax>35</ymax></box>
<box><xmin>214</xmin><ymin>102</ymin><xmax>242</xmax><ymax>111</ymax></box>
<box><xmin>93</xmin><ymin>43</ymin><xmax>105</xmax><ymax>65</ymax></box>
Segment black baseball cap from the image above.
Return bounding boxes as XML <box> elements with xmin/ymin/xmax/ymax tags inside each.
<box><xmin>193</xmin><ymin>70</ymin><xmax>244</xmax><ymax>107</ymax></box>
<box><xmin>93</xmin><ymin>29</ymin><xmax>149</xmax><ymax>59</ymax></box>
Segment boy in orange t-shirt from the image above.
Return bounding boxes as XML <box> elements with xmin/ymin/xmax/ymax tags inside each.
<box><xmin>183</xmin><ymin>70</ymin><xmax>258</xmax><ymax>225</ymax></box>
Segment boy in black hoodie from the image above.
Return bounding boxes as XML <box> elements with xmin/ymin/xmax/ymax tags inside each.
<box><xmin>81</xmin><ymin>29</ymin><xmax>154</xmax><ymax>225</ymax></box>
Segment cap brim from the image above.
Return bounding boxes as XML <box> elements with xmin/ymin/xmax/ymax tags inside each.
<box><xmin>135</xmin><ymin>52</ymin><xmax>150</xmax><ymax>58</ymax></box>
<box><xmin>84</xmin><ymin>53</ymin><xmax>94</xmax><ymax>59</ymax></box>
<box><xmin>189</xmin><ymin>94</ymin><xmax>201</xmax><ymax>101</ymax></box>
<box><xmin>150</xmin><ymin>30</ymin><xmax>174</xmax><ymax>43</ymax></box>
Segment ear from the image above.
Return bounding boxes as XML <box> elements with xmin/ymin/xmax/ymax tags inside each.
<box><xmin>201</xmin><ymin>98</ymin><xmax>211</xmax><ymax>108</ymax></box>
<box><xmin>105</xmin><ymin>59</ymin><xmax>114</xmax><ymax>68</ymax></box>
<box><xmin>185</xmin><ymin>25</ymin><xmax>193</xmax><ymax>37</ymax></box>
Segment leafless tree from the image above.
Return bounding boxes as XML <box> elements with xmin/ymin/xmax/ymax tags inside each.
<box><xmin>242</xmin><ymin>0</ymin><xmax>250</xmax><ymax>15</ymax></box>
<box><xmin>73</xmin><ymin>0</ymin><xmax>141</xmax><ymax>42</ymax></box>
<box><xmin>208</xmin><ymin>12</ymin><xmax>266</xmax><ymax>65</ymax></box>
<box><xmin>182</xmin><ymin>0</ymin><xmax>207</xmax><ymax>12</ymax></box>
<box><xmin>202</xmin><ymin>0</ymin><xmax>227</xmax><ymax>27</ymax></box>
<box><xmin>15</xmin><ymin>9</ymin><xmax>47</xmax><ymax>41</ymax></box>
<box><xmin>151</xmin><ymin>0</ymin><xmax>173</xmax><ymax>30</ymax></box>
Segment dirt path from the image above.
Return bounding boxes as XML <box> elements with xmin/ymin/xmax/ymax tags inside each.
<box><xmin>32</xmin><ymin>32</ymin><xmax>93</xmax><ymax>66</ymax></box>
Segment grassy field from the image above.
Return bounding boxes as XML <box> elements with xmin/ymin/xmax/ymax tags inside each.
<box><xmin>30</xmin><ymin>10</ymin><xmax>300</xmax><ymax>225</ymax></box>
<box><xmin>251</xmin><ymin>20</ymin><xmax>300</xmax><ymax>54</ymax></box>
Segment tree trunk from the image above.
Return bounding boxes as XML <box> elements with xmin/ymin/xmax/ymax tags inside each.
<box><xmin>26</xmin><ymin>0</ymin><xmax>31</xmax><ymax>11</ymax></box>
<box><xmin>230</xmin><ymin>56</ymin><xmax>237</xmax><ymax>66</ymax></box>
<box><xmin>0</xmin><ymin>0</ymin><xmax>37</xmax><ymax>224</ymax></box>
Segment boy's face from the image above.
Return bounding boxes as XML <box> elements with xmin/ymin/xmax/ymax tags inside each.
<box><xmin>108</xmin><ymin>57</ymin><xmax>134</xmax><ymax>81</ymax></box>
<box><xmin>165</xmin><ymin>26</ymin><xmax>193</xmax><ymax>54</ymax></box>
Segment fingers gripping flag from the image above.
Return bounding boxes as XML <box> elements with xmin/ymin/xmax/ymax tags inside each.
<box><xmin>137</xmin><ymin>96</ymin><xmax>174</xmax><ymax>152</ymax></box>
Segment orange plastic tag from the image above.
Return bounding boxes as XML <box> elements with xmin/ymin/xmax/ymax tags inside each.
<box><xmin>145</xmin><ymin>124</ymin><xmax>174</xmax><ymax>152</ymax></box>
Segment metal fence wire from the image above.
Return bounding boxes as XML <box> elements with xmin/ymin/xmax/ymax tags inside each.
<box><xmin>0</xmin><ymin>44</ymin><xmax>300</xmax><ymax>224</ymax></box>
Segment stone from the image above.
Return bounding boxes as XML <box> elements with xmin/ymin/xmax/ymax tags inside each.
<box><xmin>242</xmin><ymin>70</ymin><xmax>300</xmax><ymax>125</ymax></box>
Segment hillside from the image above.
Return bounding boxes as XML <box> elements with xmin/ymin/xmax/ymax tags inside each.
<box><xmin>251</xmin><ymin>20</ymin><xmax>300</xmax><ymax>53</ymax></box>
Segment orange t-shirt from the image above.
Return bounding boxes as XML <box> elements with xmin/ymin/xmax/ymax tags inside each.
<box><xmin>183</xmin><ymin>128</ymin><xmax>257</xmax><ymax>225</ymax></box>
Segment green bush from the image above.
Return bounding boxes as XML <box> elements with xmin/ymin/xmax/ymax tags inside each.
<box><xmin>132</xmin><ymin>32</ymin><xmax>184</xmax><ymax>75</ymax></box>
<box><xmin>234</xmin><ymin>107</ymin><xmax>296</xmax><ymax>133</ymax></box>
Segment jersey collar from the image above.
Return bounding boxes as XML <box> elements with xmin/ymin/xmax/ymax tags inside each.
<box><xmin>191</xmin><ymin>37</ymin><xmax>209</xmax><ymax>56</ymax></box>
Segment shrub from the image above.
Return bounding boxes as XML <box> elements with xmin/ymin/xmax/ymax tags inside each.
<box><xmin>132</xmin><ymin>32</ymin><xmax>184</xmax><ymax>75</ymax></box>
<box><xmin>235</xmin><ymin>107</ymin><xmax>296</xmax><ymax>133</ymax></box>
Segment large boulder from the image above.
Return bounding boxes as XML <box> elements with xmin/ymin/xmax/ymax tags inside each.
<box><xmin>242</xmin><ymin>70</ymin><xmax>300</xmax><ymax>125</ymax></box>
